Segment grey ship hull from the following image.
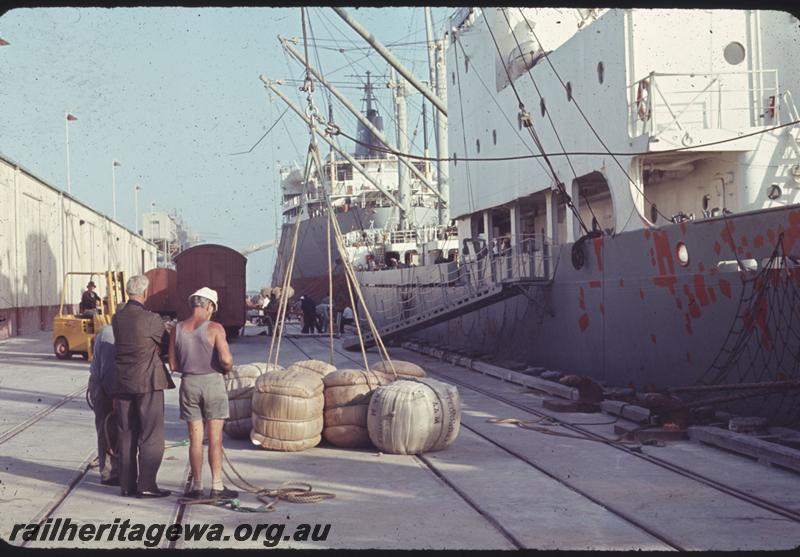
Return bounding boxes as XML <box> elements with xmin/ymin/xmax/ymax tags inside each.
<box><xmin>358</xmin><ymin>205</ymin><xmax>800</xmax><ymax>424</ymax></box>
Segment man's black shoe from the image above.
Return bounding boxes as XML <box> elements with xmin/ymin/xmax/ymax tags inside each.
<box><xmin>209</xmin><ymin>486</ymin><xmax>238</xmax><ymax>499</ymax></box>
<box><xmin>137</xmin><ymin>489</ymin><xmax>172</xmax><ymax>498</ymax></box>
<box><xmin>183</xmin><ymin>489</ymin><xmax>204</xmax><ymax>500</ymax></box>
<box><xmin>101</xmin><ymin>477</ymin><xmax>120</xmax><ymax>486</ymax></box>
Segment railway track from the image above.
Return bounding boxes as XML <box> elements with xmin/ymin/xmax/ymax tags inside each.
<box><xmin>283</xmin><ymin>336</ymin><xmax>527</xmax><ymax>549</ymax></box>
<box><xmin>301</xmin><ymin>334</ymin><xmax>800</xmax><ymax>548</ymax></box>
<box><xmin>0</xmin><ymin>385</ymin><xmax>89</xmax><ymax>446</ymax></box>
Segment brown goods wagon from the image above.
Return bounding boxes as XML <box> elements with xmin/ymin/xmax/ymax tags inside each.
<box><xmin>174</xmin><ymin>244</ymin><xmax>247</xmax><ymax>338</ymax></box>
<box><xmin>143</xmin><ymin>267</ymin><xmax>178</xmax><ymax>317</ymax></box>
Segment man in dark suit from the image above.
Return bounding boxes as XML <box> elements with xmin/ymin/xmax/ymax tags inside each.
<box><xmin>112</xmin><ymin>274</ymin><xmax>175</xmax><ymax>498</ymax></box>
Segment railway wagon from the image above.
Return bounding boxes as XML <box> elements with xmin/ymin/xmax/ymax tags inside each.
<box><xmin>143</xmin><ymin>267</ymin><xmax>178</xmax><ymax>317</ymax></box>
<box><xmin>174</xmin><ymin>244</ymin><xmax>246</xmax><ymax>338</ymax></box>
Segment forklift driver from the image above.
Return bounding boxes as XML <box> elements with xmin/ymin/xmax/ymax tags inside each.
<box><xmin>80</xmin><ymin>281</ymin><xmax>102</xmax><ymax>316</ymax></box>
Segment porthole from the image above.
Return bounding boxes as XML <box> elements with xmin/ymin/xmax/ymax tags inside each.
<box><xmin>453</xmin><ymin>153</ymin><xmax>458</xmax><ymax>166</ymax></box>
<box><xmin>597</xmin><ymin>61</ymin><xmax>604</xmax><ymax>84</ymax></box>
<box><xmin>723</xmin><ymin>42</ymin><xmax>746</xmax><ymax>65</ymax></box>
<box><xmin>566</xmin><ymin>81</ymin><xmax>572</xmax><ymax>101</ymax></box>
<box><xmin>451</xmin><ymin>72</ymin><xmax>456</xmax><ymax>85</ymax></box>
<box><xmin>650</xmin><ymin>204</ymin><xmax>658</xmax><ymax>223</ymax></box>
<box><xmin>767</xmin><ymin>183</ymin><xmax>782</xmax><ymax>200</ymax></box>
<box><xmin>702</xmin><ymin>194</ymin><xmax>711</xmax><ymax>211</ymax></box>
<box><xmin>540</xmin><ymin>98</ymin><xmax>546</xmax><ymax>117</ymax></box>
<box><xmin>476</xmin><ymin>139</ymin><xmax>480</xmax><ymax>153</ymax></box>
<box><xmin>492</xmin><ymin>129</ymin><xmax>497</xmax><ymax>145</ymax></box>
<box><xmin>676</xmin><ymin>242</ymin><xmax>689</xmax><ymax>266</ymax></box>
<box><xmin>465</xmin><ymin>57</ymin><xmax>469</xmax><ymax>73</ymax></box>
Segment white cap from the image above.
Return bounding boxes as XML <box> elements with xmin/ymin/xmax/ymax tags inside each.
<box><xmin>189</xmin><ymin>287</ymin><xmax>218</xmax><ymax>307</ymax></box>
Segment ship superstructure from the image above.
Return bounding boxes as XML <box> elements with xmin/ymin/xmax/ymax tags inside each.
<box><xmin>350</xmin><ymin>7</ymin><xmax>800</xmax><ymax>424</ymax></box>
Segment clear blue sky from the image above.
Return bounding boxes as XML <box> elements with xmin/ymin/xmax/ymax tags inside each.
<box><xmin>0</xmin><ymin>6</ymin><xmax>452</xmax><ymax>289</ymax></box>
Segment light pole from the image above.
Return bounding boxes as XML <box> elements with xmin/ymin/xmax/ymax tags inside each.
<box><xmin>111</xmin><ymin>159</ymin><xmax>121</xmax><ymax>220</ymax></box>
<box><xmin>134</xmin><ymin>184</ymin><xmax>142</xmax><ymax>235</ymax></box>
<box><xmin>65</xmin><ymin>113</ymin><xmax>77</xmax><ymax>193</ymax></box>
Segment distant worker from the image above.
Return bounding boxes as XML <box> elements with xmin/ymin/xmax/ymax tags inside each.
<box><xmin>88</xmin><ymin>324</ymin><xmax>120</xmax><ymax>487</ymax></box>
<box><xmin>169</xmin><ymin>287</ymin><xmax>237</xmax><ymax>500</ymax></box>
<box><xmin>341</xmin><ymin>305</ymin><xmax>355</xmax><ymax>332</ymax></box>
<box><xmin>80</xmin><ymin>280</ymin><xmax>102</xmax><ymax>316</ymax></box>
<box><xmin>315</xmin><ymin>300</ymin><xmax>330</xmax><ymax>333</ymax></box>
<box><xmin>299</xmin><ymin>295</ymin><xmax>318</xmax><ymax>334</ymax></box>
<box><xmin>264</xmin><ymin>292</ymin><xmax>278</xmax><ymax>336</ymax></box>
<box><xmin>112</xmin><ymin>274</ymin><xmax>174</xmax><ymax>498</ymax></box>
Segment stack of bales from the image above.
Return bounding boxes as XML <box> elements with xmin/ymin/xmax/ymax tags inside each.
<box><xmin>223</xmin><ymin>362</ymin><xmax>282</xmax><ymax>439</ymax></box>
<box><xmin>367</xmin><ymin>376</ymin><xmax>461</xmax><ymax>455</ymax></box>
<box><xmin>287</xmin><ymin>359</ymin><xmax>337</xmax><ymax>378</ymax></box>
<box><xmin>322</xmin><ymin>369</ymin><xmax>395</xmax><ymax>448</ymax></box>
<box><xmin>250</xmin><ymin>363</ymin><xmax>331</xmax><ymax>451</ymax></box>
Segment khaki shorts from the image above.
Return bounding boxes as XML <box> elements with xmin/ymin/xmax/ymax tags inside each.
<box><xmin>179</xmin><ymin>373</ymin><xmax>229</xmax><ymax>421</ymax></box>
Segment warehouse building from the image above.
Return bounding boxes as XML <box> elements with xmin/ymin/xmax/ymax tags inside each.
<box><xmin>0</xmin><ymin>154</ymin><xmax>158</xmax><ymax>339</ymax></box>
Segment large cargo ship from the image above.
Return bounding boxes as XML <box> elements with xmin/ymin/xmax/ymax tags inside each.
<box><xmin>272</xmin><ymin>8</ymin><xmax>800</xmax><ymax>423</ymax></box>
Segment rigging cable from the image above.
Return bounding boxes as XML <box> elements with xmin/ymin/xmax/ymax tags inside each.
<box><xmin>469</xmin><ymin>14</ymin><xmax>591</xmax><ymax>235</ymax></box>
<box><xmin>498</xmin><ymin>8</ymin><xmax>602</xmax><ymax>231</ymax></box>
<box><xmin>514</xmin><ymin>8</ymin><xmax>672</xmax><ymax>226</ymax></box>
<box><xmin>451</xmin><ymin>28</ymin><xmax>478</xmax><ymax>214</ymax></box>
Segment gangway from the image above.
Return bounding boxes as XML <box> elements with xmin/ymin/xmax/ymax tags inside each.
<box><xmin>343</xmin><ymin>234</ymin><xmax>555</xmax><ymax>351</ymax></box>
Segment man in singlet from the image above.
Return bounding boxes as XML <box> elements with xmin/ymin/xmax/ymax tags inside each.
<box><xmin>168</xmin><ymin>287</ymin><xmax>238</xmax><ymax>500</ymax></box>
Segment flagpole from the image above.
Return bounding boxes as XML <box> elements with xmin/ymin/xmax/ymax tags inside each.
<box><xmin>65</xmin><ymin>113</ymin><xmax>72</xmax><ymax>194</ymax></box>
<box><xmin>111</xmin><ymin>160</ymin><xmax>120</xmax><ymax>221</ymax></box>
<box><xmin>134</xmin><ymin>184</ymin><xmax>141</xmax><ymax>234</ymax></box>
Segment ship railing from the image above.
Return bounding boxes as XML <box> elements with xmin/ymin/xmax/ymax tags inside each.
<box><xmin>367</xmin><ymin>233</ymin><xmax>555</xmax><ymax>324</ymax></box>
<box><xmin>627</xmin><ymin>69</ymin><xmax>780</xmax><ymax>138</ymax></box>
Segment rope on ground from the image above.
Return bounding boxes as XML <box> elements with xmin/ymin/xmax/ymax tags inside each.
<box><xmin>487</xmin><ymin>416</ymin><xmax>650</xmax><ymax>448</ymax></box>
<box><xmin>175</xmin><ymin>448</ymin><xmax>335</xmax><ymax>513</ymax></box>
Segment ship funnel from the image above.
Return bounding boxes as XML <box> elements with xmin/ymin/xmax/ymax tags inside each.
<box><xmin>354</xmin><ymin>71</ymin><xmax>388</xmax><ymax>159</ymax></box>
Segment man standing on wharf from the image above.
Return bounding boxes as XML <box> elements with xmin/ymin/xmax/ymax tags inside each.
<box><xmin>112</xmin><ymin>275</ymin><xmax>174</xmax><ymax>498</ymax></box>
<box><xmin>169</xmin><ymin>287</ymin><xmax>237</xmax><ymax>500</ymax></box>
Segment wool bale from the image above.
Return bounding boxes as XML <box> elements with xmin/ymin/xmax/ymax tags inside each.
<box><xmin>323</xmin><ymin>425</ymin><xmax>371</xmax><ymax>448</ymax></box>
<box><xmin>225</xmin><ymin>362</ymin><xmax>282</xmax><ymax>399</ymax></box>
<box><xmin>223</xmin><ymin>363</ymin><xmax>282</xmax><ymax>439</ymax></box>
<box><xmin>324</xmin><ymin>404</ymin><xmax>368</xmax><ymax>426</ymax></box>
<box><xmin>321</xmin><ymin>369</ymin><xmax>395</xmax><ymax>448</ymax></box>
<box><xmin>367</xmin><ymin>378</ymin><xmax>460</xmax><ymax>455</ymax></box>
<box><xmin>251</xmin><ymin>391</ymin><xmax>324</xmax><ymax>421</ymax></box>
<box><xmin>250</xmin><ymin>367</ymin><xmax>324</xmax><ymax>451</ymax></box>
<box><xmin>371</xmin><ymin>360</ymin><xmax>426</xmax><ymax>378</ymax></box>
<box><xmin>251</xmin><ymin>412</ymin><xmax>324</xmax><ymax>440</ymax></box>
<box><xmin>287</xmin><ymin>359</ymin><xmax>337</xmax><ymax>377</ymax></box>
<box><xmin>251</xmin><ymin>431</ymin><xmax>320</xmax><ymax>452</ymax></box>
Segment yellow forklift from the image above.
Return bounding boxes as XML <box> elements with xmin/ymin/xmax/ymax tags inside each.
<box><xmin>53</xmin><ymin>271</ymin><xmax>127</xmax><ymax>360</ymax></box>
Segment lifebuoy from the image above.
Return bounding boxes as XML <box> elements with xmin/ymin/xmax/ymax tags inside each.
<box><xmin>636</xmin><ymin>79</ymin><xmax>650</xmax><ymax>122</ymax></box>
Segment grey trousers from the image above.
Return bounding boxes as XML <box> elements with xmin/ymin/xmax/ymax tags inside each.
<box><xmin>115</xmin><ymin>390</ymin><xmax>165</xmax><ymax>494</ymax></box>
<box><xmin>89</xmin><ymin>381</ymin><xmax>118</xmax><ymax>482</ymax></box>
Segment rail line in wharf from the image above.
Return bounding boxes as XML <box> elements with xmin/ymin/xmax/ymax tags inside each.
<box><xmin>0</xmin><ymin>385</ymin><xmax>89</xmax><ymax>446</ymax></box>
<box><xmin>19</xmin><ymin>451</ymin><xmax>98</xmax><ymax>548</ymax></box>
<box><xmin>308</xmin><ymin>336</ymin><xmax>800</xmax><ymax>533</ymax></box>
<box><xmin>286</xmin><ymin>335</ymin><xmax>526</xmax><ymax>549</ymax></box>
<box><xmin>303</xmin><ymin>336</ymin><xmax>683</xmax><ymax>550</ymax></box>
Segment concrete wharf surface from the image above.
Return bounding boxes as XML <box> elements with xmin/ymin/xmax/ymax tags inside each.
<box><xmin>0</xmin><ymin>324</ymin><xmax>798</xmax><ymax>550</ymax></box>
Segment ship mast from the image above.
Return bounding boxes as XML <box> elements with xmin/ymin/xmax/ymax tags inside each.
<box><xmin>391</xmin><ymin>68</ymin><xmax>411</xmax><ymax>230</ymax></box>
<box><xmin>425</xmin><ymin>7</ymin><xmax>449</xmax><ymax>225</ymax></box>
<box><xmin>278</xmin><ymin>37</ymin><xmax>444</xmax><ymax>205</ymax></box>
<box><xmin>334</xmin><ymin>6</ymin><xmax>450</xmax><ymax>225</ymax></box>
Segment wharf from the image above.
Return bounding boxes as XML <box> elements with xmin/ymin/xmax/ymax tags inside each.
<box><xmin>1</xmin><ymin>325</ymin><xmax>799</xmax><ymax>550</ymax></box>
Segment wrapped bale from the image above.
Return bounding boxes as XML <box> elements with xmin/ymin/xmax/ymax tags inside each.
<box><xmin>223</xmin><ymin>362</ymin><xmax>283</xmax><ymax>439</ymax></box>
<box><xmin>371</xmin><ymin>359</ymin><xmax>426</xmax><ymax>378</ymax></box>
<box><xmin>322</xmin><ymin>369</ymin><xmax>395</xmax><ymax>448</ymax></box>
<box><xmin>287</xmin><ymin>359</ymin><xmax>337</xmax><ymax>378</ymax></box>
<box><xmin>367</xmin><ymin>377</ymin><xmax>461</xmax><ymax>455</ymax></box>
<box><xmin>250</xmin><ymin>367</ymin><xmax>324</xmax><ymax>452</ymax></box>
